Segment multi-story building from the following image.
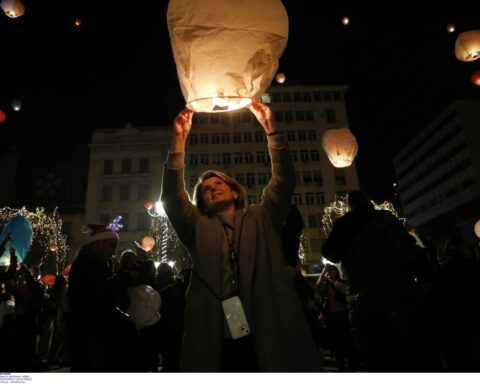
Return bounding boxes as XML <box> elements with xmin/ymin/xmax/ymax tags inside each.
<box><xmin>83</xmin><ymin>85</ymin><xmax>359</xmax><ymax>271</ymax></box>
<box><xmin>393</xmin><ymin>100</ymin><xmax>480</xmax><ymax>244</ymax></box>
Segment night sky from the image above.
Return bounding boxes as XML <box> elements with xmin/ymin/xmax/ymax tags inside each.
<box><xmin>1</xmin><ymin>0</ymin><xmax>480</xmax><ymax>201</ymax></box>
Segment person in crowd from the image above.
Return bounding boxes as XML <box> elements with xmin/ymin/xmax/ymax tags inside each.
<box><xmin>68</xmin><ymin>224</ymin><xmax>141</xmax><ymax>372</ymax></box>
<box><xmin>160</xmin><ymin>100</ymin><xmax>322</xmax><ymax>372</ymax></box>
<box><xmin>322</xmin><ymin>189</ymin><xmax>441</xmax><ymax>372</ymax></box>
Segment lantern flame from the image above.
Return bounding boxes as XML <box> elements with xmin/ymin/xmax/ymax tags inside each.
<box><xmin>1</xmin><ymin>0</ymin><xmax>25</xmax><ymax>18</ymax></box>
<box><xmin>187</xmin><ymin>96</ymin><xmax>251</xmax><ymax>113</ymax></box>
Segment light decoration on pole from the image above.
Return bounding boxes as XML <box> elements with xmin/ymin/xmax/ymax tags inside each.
<box><xmin>107</xmin><ymin>215</ymin><xmax>123</xmax><ymax>232</ymax></box>
<box><xmin>322</xmin><ymin>127</ymin><xmax>358</xmax><ymax>168</ymax></box>
<box><xmin>1</xmin><ymin>0</ymin><xmax>25</xmax><ymax>18</ymax></box>
<box><xmin>145</xmin><ymin>200</ymin><xmax>170</xmax><ymax>264</ymax></box>
<box><xmin>0</xmin><ymin>207</ymin><xmax>68</xmax><ymax>274</ymax></box>
<box><xmin>455</xmin><ymin>30</ymin><xmax>480</xmax><ymax>62</ymax></box>
<box><xmin>167</xmin><ymin>0</ymin><xmax>288</xmax><ymax>113</ymax></box>
<box><xmin>321</xmin><ymin>195</ymin><xmax>405</xmax><ymax>237</ymax></box>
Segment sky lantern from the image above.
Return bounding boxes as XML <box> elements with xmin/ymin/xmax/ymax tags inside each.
<box><xmin>75</xmin><ymin>18</ymin><xmax>82</xmax><ymax>27</ymax></box>
<box><xmin>475</xmin><ymin>219</ymin><xmax>480</xmax><ymax>238</ymax></box>
<box><xmin>12</xmin><ymin>99</ymin><xmax>21</xmax><ymax>111</ymax></box>
<box><xmin>0</xmin><ymin>0</ymin><xmax>25</xmax><ymax>18</ymax></box>
<box><xmin>167</xmin><ymin>0</ymin><xmax>288</xmax><ymax>113</ymax></box>
<box><xmin>471</xmin><ymin>70</ymin><xmax>480</xmax><ymax>86</ymax></box>
<box><xmin>322</xmin><ymin>128</ymin><xmax>358</xmax><ymax>168</ymax></box>
<box><xmin>140</xmin><ymin>236</ymin><xmax>155</xmax><ymax>252</ymax></box>
<box><xmin>455</xmin><ymin>30</ymin><xmax>480</xmax><ymax>62</ymax></box>
<box><xmin>0</xmin><ymin>109</ymin><xmax>6</xmax><ymax>123</ymax></box>
<box><xmin>275</xmin><ymin>72</ymin><xmax>286</xmax><ymax>84</ymax></box>
<box><xmin>447</xmin><ymin>23</ymin><xmax>455</xmax><ymax>33</ymax></box>
<box><xmin>342</xmin><ymin>16</ymin><xmax>350</xmax><ymax>26</ymax></box>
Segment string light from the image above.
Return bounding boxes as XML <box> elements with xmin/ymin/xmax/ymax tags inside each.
<box><xmin>107</xmin><ymin>215</ymin><xmax>123</xmax><ymax>232</ymax></box>
<box><xmin>0</xmin><ymin>206</ymin><xmax>69</xmax><ymax>274</ymax></box>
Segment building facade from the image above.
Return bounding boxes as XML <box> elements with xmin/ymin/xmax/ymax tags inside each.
<box><xmin>393</xmin><ymin>100</ymin><xmax>480</xmax><ymax>244</ymax></box>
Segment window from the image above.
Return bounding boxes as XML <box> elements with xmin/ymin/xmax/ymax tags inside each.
<box><xmin>212</xmin><ymin>153</ymin><xmax>221</xmax><ymax>165</ymax></box>
<box><xmin>300</xmin><ymin>150</ymin><xmax>309</xmax><ymax>162</ymax></box>
<box><xmin>103</xmin><ymin>159</ymin><xmax>114</xmax><ymax>175</ymax></box>
<box><xmin>287</xmin><ymin>130</ymin><xmax>296</xmax><ymax>141</ymax></box>
<box><xmin>246</xmin><ymin>173</ymin><xmax>255</xmax><ymax>187</ymax></box>
<box><xmin>139</xmin><ymin>158</ymin><xmax>149</xmax><ymax>173</ymax></box>
<box><xmin>236</xmin><ymin>173</ymin><xmax>245</xmax><ymax>185</ymax></box>
<box><xmin>137</xmin><ymin>184</ymin><xmax>149</xmax><ymax>200</ymax></box>
<box><xmin>310</xmin><ymin>150</ymin><xmax>320</xmax><ymax>161</ymax></box>
<box><xmin>298</xmin><ymin>130</ymin><xmax>307</xmax><ymax>141</ymax></box>
<box><xmin>295</xmin><ymin>110</ymin><xmax>305</xmax><ymax>121</ymax></box>
<box><xmin>274</xmin><ymin>111</ymin><xmax>284</xmax><ymax>121</ymax></box>
<box><xmin>234</xmin><ymin>152</ymin><xmax>243</xmax><ymax>164</ymax></box>
<box><xmin>305</xmin><ymin>193</ymin><xmax>315</xmax><ymax>205</ymax></box>
<box><xmin>119</xmin><ymin>184</ymin><xmax>130</xmax><ymax>201</ymax></box>
<box><xmin>222</xmin><ymin>132</ymin><xmax>230</xmax><ymax>144</ymax></box>
<box><xmin>315</xmin><ymin>192</ymin><xmax>325</xmax><ymax>205</ymax></box>
<box><xmin>244</xmin><ymin>152</ymin><xmax>254</xmax><ymax>164</ymax></box>
<box><xmin>295</xmin><ymin>171</ymin><xmax>302</xmax><ymax>184</ymax></box>
<box><xmin>243</xmin><ymin>132</ymin><xmax>252</xmax><ymax>143</ymax></box>
<box><xmin>101</xmin><ymin>185</ymin><xmax>112</xmax><ymax>201</ymax></box>
<box><xmin>308</xmin><ymin>130</ymin><xmax>317</xmax><ymax>141</ymax></box>
<box><xmin>291</xmin><ymin>150</ymin><xmax>298</xmax><ymax>162</ymax></box>
<box><xmin>303</xmin><ymin>171</ymin><xmax>312</xmax><ymax>184</ymax></box>
<box><xmin>293</xmin><ymin>92</ymin><xmax>302</xmax><ymax>102</ymax></box>
<box><xmin>189</xmin><ymin>134</ymin><xmax>198</xmax><ymax>145</ymax></box>
<box><xmin>258</xmin><ymin>173</ymin><xmax>268</xmax><ymax>185</ymax></box>
<box><xmin>306</xmin><ymin>110</ymin><xmax>315</xmax><ymax>121</ymax></box>
<box><xmin>313</xmin><ymin>171</ymin><xmax>323</xmax><ymax>186</ymax></box>
<box><xmin>200</xmin><ymin>134</ymin><xmax>209</xmax><ymax>145</ymax></box>
<box><xmin>256</xmin><ymin>152</ymin><xmax>266</xmax><ymax>164</ymax></box>
<box><xmin>325</xmin><ymin>109</ymin><xmax>337</xmax><ymax>123</ymax></box>
<box><xmin>282</xmin><ymin>92</ymin><xmax>291</xmax><ymax>102</ymax></box>
<box><xmin>223</xmin><ymin>153</ymin><xmax>231</xmax><ymax>165</ymax></box>
<box><xmin>121</xmin><ymin>159</ymin><xmax>131</xmax><ymax>174</ymax></box>
<box><xmin>285</xmin><ymin>111</ymin><xmax>294</xmax><ymax>123</ymax></box>
<box><xmin>272</xmin><ymin>92</ymin><xmax>282</xmax><ymax>102</ymax></box>
<box><xmin>200</xmin><ymin>154</ymin><xmax>209</xmax><ymax>165</ymax></box>
<box><xmin>313</xmin><ymin>91</ymin><xmax>322</xmax><ymax>102</ymax></box>
<box><xmin>334</xmin><ymin>169</ymin><xmax>346</xmax><ymax>185</ymax></box>
<box><xmin>137</xmin><ymin>213</ymin><xmax>150</xmax><ymax>232</ymax></box>
<box><xmin>233</xmin><ymin>132</ymin><xmax>242</xmax><ymax>144</ymax></box>
<box><xmin>189</xmin><ymin>154</ymin><xmax>198</xmax><ymax>167</ymax></box>
<box><xmin>323</xmin><ymin>91</ymin><xmax>332</xmax><ymax>101</ymax></box>
<box><xmin>212</xmin><ymin>133</ymin><xmax>220</xmax><ymax>144</ymax></box>
<box><xmin>254</xmin><ymin>131</ymin><xmax>264</xmax><ymax>143</ymax></box>
<box><xmin>303</xmin><ymin>92</ymin><xmax>312</xmax><ymax>102</ymax></box>
<box><xmin>293</xmin><ymin>193</ymin><xmax>303</xmax><ymax>205</ymax></box>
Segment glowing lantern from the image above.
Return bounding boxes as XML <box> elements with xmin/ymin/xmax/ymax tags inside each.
<box><xmin>12</xmin><ymin>99</ymin><xmax>21</xmax><ymax>111</ymax></box>
<box><xmin>447</xmin><ymin>23</ymin><xmax>455</xmax><ymax>33</ymax></box>
<box><xmin>275</xmin><ymin>72</ymin><xmax>286</xmax><ymax>84</ymax></box>
<box><xmin>0</xmin><ymin>109</ymin><xmax>6</xmax><ymax>123</ymax></box>
<box><xmin>144</xmin><ymin>200</ymin><xmax>153</xmax><ymax>210</ymax></box>
<box><xmin>471</xmin><ymin>70</ymin><xmax>480</xmax><ymax>86</ymax></box>
<box><xmin>75</xmin><ymin>18</ymin><xmax>82</xmax><ymax>27</ymax></box>
<box><xmin>42</xmin><ymin>274</ymin><xmax>57</xmax><ymax>286</ymax></box>
<box><xmin>167</xmin><ymin>0</ymin><xmax>289</xmax><ymax>113</ymax></box>
<box><xmin>140</xmin><ymin>236</ymin><xmax>155</xmax><ymax>252</ymax></box>
<box><xmin>50</xmin><ymin>244</ymin><xmax>58</xmax><ymax>252</ymax></box>
<box><xmin>322</xmin><ymin>128</ymin><xmax>358</xmax><ymax>168</ymax></box>
<box><xmin>1</xmin><ymin>0</ymin><xmax>25</xmax><ymax>18</ymax></box>
<box><xmin>455</xmin><ymin>30</ymin><xmax>480</xmax><ymax>62</ymax></box>
<box><xmin>342</xmin><ymin>16</ymin><xmax>350</xmax><ymax>26</ymax></box>
<box><xmin>475</xmin><ymin>219</ymin><xmax>480</xmax><ymax>238</ymax></box>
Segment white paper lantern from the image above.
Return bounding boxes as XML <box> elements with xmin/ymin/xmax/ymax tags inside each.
<box><xmin>1</xmin><ymin>0</ymin><xmax>25</xmax><ymax>18</ymax></box>
<box><xmin>275</xmin><ymin>72</ymin><xmax>286</xmax><ymax>84</ymax></box>
<box><xmin>475</xmin><ymin>219</ymin><xmax>480</xmax><ymax>238</ymax></box>
<box><xmin>167</xmin><ymin>0</ymin><xmax>288</xmax><ymax>113</ymax></box>
<box><xmin>455</xmin><ymin>30</ymin><xmax>480</xmax><ymax>62</ymax></box>
<box><xmin>322</xmin><ymin>128</ymin><xmax>358</xmax><ymax>168</ymax></box>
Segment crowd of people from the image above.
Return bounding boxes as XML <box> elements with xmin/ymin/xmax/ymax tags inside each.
<box><xmin>1</xmin><ymin>100</ymin><xmax>480</xmax><ymax>372</ymax></box>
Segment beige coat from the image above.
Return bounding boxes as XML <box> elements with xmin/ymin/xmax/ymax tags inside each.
<box><xmin>161</xmin><ymin>134</ymin><xmax>322</xmax><ymax>372</ymax></box>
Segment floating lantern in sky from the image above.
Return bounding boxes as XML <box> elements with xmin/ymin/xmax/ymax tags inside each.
<box><xmin>475</xmin><ymin>219</ymin><xmax>480</xmax><ymax>238</ymax></box>
<box><xmin>75</xmin><ymin>18</ymin><xmax>81</xmax><ymax>27</ymax></box>
<box><xmin>447</xmin><ymin>23</ymin><xmax>455</xmax><ymax>33</ymax></box>
<box><xmin>1</xmin><ymin>0</ymin><xmax>25</xmax><ymax>18</ymax></box>
<box><xmin>322</xmin><ymin>128</ymin><xmax>358</xmax><ymax>168</ymax></box>
<box><xmin>167</xmin><ymin>0</ymin><xmax>288</xmax><ymax>113</ymax></box>
<box><xmin>275</xmin><ymin>72</ymin><xmax>286</xmax><ymax>84</ymax></box>
<box><xmin>471</xmin><ymin>70</ymin><xmax>480</xmax><ymax>86</ymax></box>
<box><xmin>455</xmin><ymin>30</ymin><xmax>480</xmax><ymax>62</ymax></box>
<box><xmin>0</xmin><ymin>109</ymin><xmax>6</xmax><ymax>123</ymax></box>
<box><xmin>342</xmin><ymin>16</ymin><xmax>350</xmax><ymax>26</ymax></box>
<box><xmin>12</xmin><ymin>99</ymin><xmax>21</xmax><ymax>111</ymax></box>
<box><xmin>140</xmin><ymin>236</ymin><xmax>155</xmax><ymax>252</ymax></box>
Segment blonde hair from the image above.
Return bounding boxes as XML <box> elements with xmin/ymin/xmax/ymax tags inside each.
<box><xmin>193</xmin><ymin>170</ymin><xmax>246</xmax><ymax>214</ymax></box>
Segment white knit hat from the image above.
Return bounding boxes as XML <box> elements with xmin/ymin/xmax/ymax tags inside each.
<box><xmin>82</xmin><ymin>223</ymin><xmax>119</xmax><ymax>244</ymax></box>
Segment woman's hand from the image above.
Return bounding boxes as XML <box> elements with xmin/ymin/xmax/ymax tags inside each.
<box><xmin>248</xmin><ymin>100</ymin><xmax>276</xmax><ymax>135</ymax></box>
<box><xmin>173</xmin><ymin>108</ymin><xmax>194</xmax><ymax>138</ymax></box>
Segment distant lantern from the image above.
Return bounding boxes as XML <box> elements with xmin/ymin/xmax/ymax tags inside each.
<box><xmin>0</xmin><ymin>109</ymin><xmax>6</xmax><ymax>123</ymax></box>
<box><xmin>144</xmin><ymin>200</ymin><xmax>153</xmax><ymax>210</ymax></box>
<box><xmin>167</xmin><ymin>0</ymin><xmax>289</xmax><ymax>113</ymax></box>
<box><xmin>475</xmin><ymin>219</ymin><xmax>480</xmax><ymax>238</ymax></box>
<box><xmin>342</xmin><ymin>16</ymin><xmax>350</xmax><ymax>26</ymax></box>
<box><xmin>12</xmin><ymin>99</ymin><xmax>21</xmax><ymax>111</ymax></box>
<box><xmin>455</xmin><ymin>30</ymin><xmax>480</xmax><ymax>62</ymax></box>
<box><xmin>75</xmin><ymin>18</ymin><xmax>81</xmax><ymax>27</ymax></box>
<box><xmin>471</xmin><ymin>70</ymin><xmax>480</xmax><ymax>86</ymax></box>
<box><xmin>447</xmin><ymin>23</ymin><xmax>455</xmax><ymax>33</ymax></box>
<box><xmin>276</xmin><ymin>72</ymin><xmax>286</xmax><ymax>84</ymax></box>
<box><xmin>140</xmin><ymin>236</ymin><xmax>155</xmax><ymax>252</ymax></box>
<box><xmin>1</xmin><ymin>0</ymin><xmax>25</xmax><ymax>18</ymax></box>
<box><xmin>322</xmin><ymin>128</ymin><xmax>358</xmax><ymax>168</ymax></box>
<box><xmin>50</xmin><ymin>244</ymin><xmax>58</xmax><ymax>252</ymax></box>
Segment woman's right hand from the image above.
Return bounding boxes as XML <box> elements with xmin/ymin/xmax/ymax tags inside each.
<box><xmin>173</xmin><ymin>108</ymin><xmax>194</xmax><ymax>138</ymax></box>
